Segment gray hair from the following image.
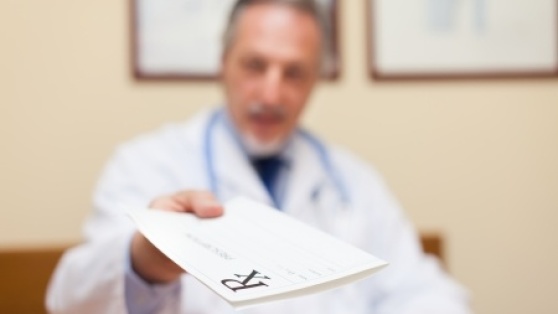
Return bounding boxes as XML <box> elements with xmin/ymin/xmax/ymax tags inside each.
<box><xmin>222</xmin><ymin>0</ymin><xmax>332</xmax><ymax>71</ymax></box>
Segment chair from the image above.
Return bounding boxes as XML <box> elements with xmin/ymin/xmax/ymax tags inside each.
<box><xmin>0</xmin><ymin>247</ymin><xmax>66</xmax><ymax>314</ymax></box>
<box><xmin>420</xmin><ymin>233</ymin><xmax>444</xmax><ymax>264</ymax></box>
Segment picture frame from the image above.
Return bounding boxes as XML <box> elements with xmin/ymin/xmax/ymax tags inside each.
<box><xmin>367</xmin><ymin>0</ymin><xmax>558</xmax><ymax>80</ymax></box>
<box><xmin>131</xmin><ymin>0</ymin><xmax>340</xmax><ymax>81</ymax></box>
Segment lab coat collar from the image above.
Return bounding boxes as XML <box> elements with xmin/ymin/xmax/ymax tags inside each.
<box><xmin>281</xmin><ymin>132</ymin><xmax>328</xmax><ymax>215</ymax></box>
<box><xmin>206</xmin><ymin>108</ymin><xmax>325</xmax><ymax>213</ymax></box>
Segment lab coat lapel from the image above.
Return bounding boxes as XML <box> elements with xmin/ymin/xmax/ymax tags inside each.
<box><xmin>282</xmin><ymin>133</ymin><xmax>326</xmax><ymax>215</ymax></box>
<box><xmin>211</xmin><ymin>116</ymin><xmax>273</xmax><ymax>205</ymax></box>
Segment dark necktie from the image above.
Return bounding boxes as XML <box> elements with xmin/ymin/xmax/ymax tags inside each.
<box><xmin>252</xmin><ymin>156</ymin><xmax>283</xmax><ymax>206</ymax></box>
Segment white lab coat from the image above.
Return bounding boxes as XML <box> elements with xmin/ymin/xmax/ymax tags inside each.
<box><xmin>47</xmin><ymin>109</ymin><xmax>471</xmax><ymax>314</ymax></box>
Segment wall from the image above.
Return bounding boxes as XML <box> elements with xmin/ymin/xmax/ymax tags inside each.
<box><xmin>1</xmin><ymin>1</ymin><xmax>557</xmax><ymax>313</ymax></box>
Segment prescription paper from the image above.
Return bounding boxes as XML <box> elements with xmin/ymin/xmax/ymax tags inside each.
<box><xmin>128</xmin><ymin>197</ymin><xmax>388</xmax><ymax>309</ymax></box>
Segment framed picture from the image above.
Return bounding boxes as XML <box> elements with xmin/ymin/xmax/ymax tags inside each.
<box><xmin>132</xmin><ymin>0</ymin><xmax>340</xmax><ymax>80</ymax></box>
<box><xmin>367</xmin><ymin>0</ymin><xmax>558</xmax><ymax>80</ymax></box>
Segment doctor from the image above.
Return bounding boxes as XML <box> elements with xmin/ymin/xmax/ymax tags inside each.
<box><xmin>47</xmin><ymin>0</ymin><xmax>471</xmax><ymax>313</ymax></box>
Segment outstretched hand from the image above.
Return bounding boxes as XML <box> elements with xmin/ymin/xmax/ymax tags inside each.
<box><xmin>130</xmin><ymin>191</ymin><xmax>224</xmax><ymax>284</ymax></box>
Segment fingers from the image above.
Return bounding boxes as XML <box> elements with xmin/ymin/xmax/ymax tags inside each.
<box><xmin>190</xmin><ymin>193</ymin><xmax>224</xmax><ymax>218</ymax></box>
<box><xmin>149</xmin><ymin>190</ymin><xmax>224</xmax><ymax>218</ymax></box>
<box><xmin>148</xmin><ymin>196</ymin><xmax>185</xmax><ymax>212</ymax></box>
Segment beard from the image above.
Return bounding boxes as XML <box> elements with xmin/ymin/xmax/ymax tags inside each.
<box><xmin>240</xmin><ymin>131</ymin><xmax>286</xmax><ymax>157</ymax></box>
<box><xmin>240</xmin><ymin>102</ymin><xmax>288</xmax><ymax>157</ymax></box>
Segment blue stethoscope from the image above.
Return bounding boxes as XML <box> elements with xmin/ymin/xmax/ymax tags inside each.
<box><xmin>203</xmin><ymin>109</ymin><xmax>350</xmax><ymax>207</ymax></box>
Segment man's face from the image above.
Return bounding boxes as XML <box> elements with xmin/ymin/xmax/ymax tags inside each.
<box><xmin>221</xmin><ymin>3</ymin><xmax>322</xmax><ymax>149</ymax></box>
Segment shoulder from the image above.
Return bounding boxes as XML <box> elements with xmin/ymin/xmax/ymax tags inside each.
<box><xmin>106</xmin><ymin>109</ymin><xmax>221</xmax><ymax>173</ymax></box>
<box><xmin>98</xmin><ymin>110</ymin><xmax>215</xmax><ymax>186</ymax></box>
<box><xmin>325</xmin><ymin>141</ymin><xmax>384</xmax><ymax>183</ymax></box>
<box><xmin>116</xmin><ymin>109</ymin><xmax>211</xmax><ymax>156</ymax></box>
<box><xmin>92</xmin><ymin>110</ymin><xmax>216</xmax><ymax>203</ymax></box>
<box><xmin>301</xmin><ymin>131</ymin><xmax>396</xmax><ymax>204</ymax></box>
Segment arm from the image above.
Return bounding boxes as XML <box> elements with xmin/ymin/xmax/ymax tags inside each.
<box><xmin>46</xmin><ymin>140</ymin><xmax>222</xmax><ymax>313</ymax></box>
<box><xmin>362</xmin><ymin>169</ymin><xmax>472</xmax><ymax>314</ymax></box>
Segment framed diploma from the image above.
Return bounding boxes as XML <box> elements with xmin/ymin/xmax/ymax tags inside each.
<box><xmin>367</xmin><ymin>0</ymin><xmax>558</xmax><ymax>80</ymax></box>
<box><xmin>132</xmin><ymin>0</ymin><xmax>340</xmax><ymax>80</ymax></box>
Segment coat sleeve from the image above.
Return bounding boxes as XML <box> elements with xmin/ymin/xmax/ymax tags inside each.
<box><xmin>46</xmin><ymin>133</ymin><xmax>189</xmax><ymax>314</ymax></box>
<box><xmin>337</xmin><ymin>151</ymin><xmax>473</xmax><ymax>314</ymax></box>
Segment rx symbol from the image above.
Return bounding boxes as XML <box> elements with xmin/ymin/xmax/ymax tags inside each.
<box><xmin>221</xmin><ymin>270</ymin><xmax>271</xmax><ymax>292</ymax></box>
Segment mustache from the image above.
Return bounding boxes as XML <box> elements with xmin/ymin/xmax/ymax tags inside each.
<box><xmin>247</xmin><ymin>103</ymin><xmax>286</xmax><ymax>119</ymax></box>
